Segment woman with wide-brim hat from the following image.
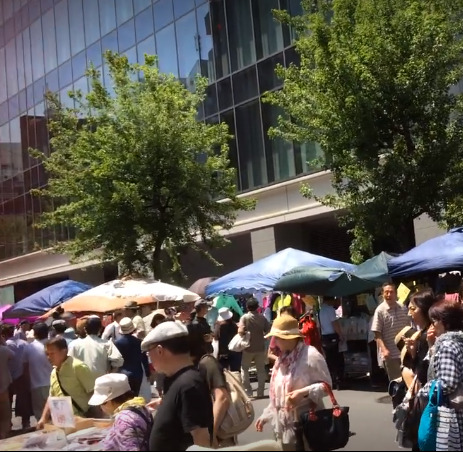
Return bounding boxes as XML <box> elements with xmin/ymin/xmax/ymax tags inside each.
<box><xmin>255</xmin><ymin>314</ymin><xmax>332</xmax><ymax>451</ymax></box>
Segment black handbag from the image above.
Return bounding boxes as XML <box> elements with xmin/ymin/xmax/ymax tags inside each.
<box><xmin>300</xmin><ymin>382</ymin><xmax>350</xmax><ymax>451</ymax></box>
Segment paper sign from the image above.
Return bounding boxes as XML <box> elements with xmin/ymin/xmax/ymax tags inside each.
<box><xmin>48</xmin><ymin>397</ymin><xmax>75</xmax><ymax>428</ymax></box>
<box><xmin>397</xmin><ymin>283</ymin><xmax>411</xmax><ymax>305</ymax></box>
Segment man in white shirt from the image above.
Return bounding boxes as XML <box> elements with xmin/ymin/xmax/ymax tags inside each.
<box><xmin>124</xmin><ymin>301</ymin><xmax>146</xmax><ymax>339</ymax></box>
<box><xmin>319</xmin><ymin>297</ymin><xmax>345</xmax><ymax>389</ymax></box>
<box><xmin>23</xmin><ymin>323</ymin><xmax>53</xmax><ymax>421</ymax></box>
<box><xmin>68</xmin><ymin>316</ymin><xmax>123</xmax><ymax>378</ymax></box>
<box><xmin>102</xmin><ymin>310</ymin><xmax>124</xmax><ymax>342</ymax></box>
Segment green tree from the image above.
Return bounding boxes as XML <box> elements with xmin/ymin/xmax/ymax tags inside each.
<box><xmin>267</xmin><ymin>0</ymin><xmax>463</xmax><ymax>262</ymax></box>
<box><xmin>33</xmin><ymin>52</ymin><xmax>253</xmax><ymax>278</ymax></box>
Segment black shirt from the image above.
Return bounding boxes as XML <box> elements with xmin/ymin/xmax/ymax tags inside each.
<box><xmin>149</xmin><ymin>366</ymin><xmax>213</xmax><ymax>451</ymax></box>
<box><xmin>192</xmin><ymin>316</ymin><xmax>212</xmax><ymax>336</ymax></box>
<box><xmin>215</xmin><ymin>321</ymin><xmax>238</xmax><ymax>357</ymax></box>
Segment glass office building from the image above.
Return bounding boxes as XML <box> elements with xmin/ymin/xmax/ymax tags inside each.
<box><xmin>0</xmin><ymin>0</ymin><xmax>328</xmax><ymax>264</ymax></box>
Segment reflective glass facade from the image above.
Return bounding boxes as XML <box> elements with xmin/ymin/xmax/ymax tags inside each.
<box><xmin>0</xmin><ymin>0</ymin><xmax>322</xmax><ymax>261</ymax></box>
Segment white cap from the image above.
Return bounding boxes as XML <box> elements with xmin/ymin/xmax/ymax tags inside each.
<box><xmin>217</xmin><ymin>307</ymin><xmax>233</xmax><ymax>322</ymax></box>
<box><xmin>141</xmin><ymin>320</ymin><xmax>188</xmax><ymax>352</ymax></box>
<box><xmin>119</xmin><ymin>317</ymin><xmax>135</xmax><ymax>335</ymax></box>
<box><xmin>88</xmin><ymin>373</ymin><xmax>131</xmax><ymax>406</ymax></box>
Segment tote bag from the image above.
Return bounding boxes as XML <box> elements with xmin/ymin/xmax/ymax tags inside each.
<box><xmin>418</xmin><ymin>380</ymin><xmax>442</xmax><ymax>451</ymax></box>
<box><xmin>436</xmin><ymin>405</ymin><xmax>461</xmax><ymax>451</ymax></box>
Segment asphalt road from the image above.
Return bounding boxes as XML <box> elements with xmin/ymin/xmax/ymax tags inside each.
<box><xmin>239</xmin><ymin>379</ymin><xmax>408</xmax><ymax>451</ymax></box>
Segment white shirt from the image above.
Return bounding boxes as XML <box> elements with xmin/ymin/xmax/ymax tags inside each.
<box><xmin>319</xmin><ymin>304</ymin><xmax>338</xmax><ymax>335</ymax></box>
<box><xmin>6</xmin><ymin>337</ymin><xmax>28</xmax><ymax>380</ymax></box>
<box><xmin>23</xmin><ymin>339</ymin><xmax>53</xmax><ymax>389</ymax></box>
<box><xmin>102</xmin><ymin>321</ymin><xmax>122</xmax><ymax>342</ymax></box>
<box><xmin>68</xmin><ymin>334</ymin><xmax>124</xmax><ymax>378</ymax></box>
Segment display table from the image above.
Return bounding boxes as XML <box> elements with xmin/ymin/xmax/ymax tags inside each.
<box><xmin>0</xmin><ymin>419</ymin><xmax>112</xmax><ymax>451</ymax></box>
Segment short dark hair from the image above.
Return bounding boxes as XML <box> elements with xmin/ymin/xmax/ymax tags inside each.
<box><xmin>382</xmin><ymin>282</ymin><xmax>396</xmax><ymax>290</ymax></box>
<box><xmin>110</xmin><ymin>390</ymin><xmax>135</xmax><ymax>405</ymax></box>
<box><xmin>409</xmin><ymin>289</ymin><xmax>436</xmax><ymax>325</ymax></box>
<box><xmin>150</xmin><ymin>315</ymin><xmax>166</xmax><ymax>329</ymax></box>
<box><xmin>247</xmin><ymin>298</ymin><xmax>259</xmax><ymax>311</ymax></box>
<box><xmin>86</xmin><ymin>317</ymin><xmax>102</xmax><ymax>335</ymax></box>
<box><xmin>158</xmin><ymin>335</ymin><xmax>191</xmax><ymax>355</ymax></box>
<box><xmin>429</xmin><ymin>299</ymin><xmax>463</xmax><ymax>332</ymax></box>
<box><xmin>33</xmin><ymin>322</ymin><xmax>49</xmax><ymax>340</ymax></box>
<box><xmin>53</xmin><ymin>323</ymin><xmax>67</xmax><ymax>335</ymax></box>
<box><xmin>46</xmin><ymin>336</ymin><xmax>68</xmax><ymax>351</ymax></box>
<box><xmin>1</xmin><ymin>324</ymin><xmax>14</xmax><ymax>338</ymax></box>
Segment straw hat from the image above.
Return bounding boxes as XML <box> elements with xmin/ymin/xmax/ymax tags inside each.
<box><xmin>265</xmin><ymin>315</ymin><xmax>303</xmax><ymax>340</ymax></box>
<box><xmin>119</xmin><ymin>317</ymin><xmax>136</xmax><ymax>335</ymax></box>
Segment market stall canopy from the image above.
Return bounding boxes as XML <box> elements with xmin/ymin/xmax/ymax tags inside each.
<box><xmin>3</xmin><ymin>280</ymin><xmax>92</xmax><ymax>318</ymax></box>
<box><xmin>205</xmin><ymin>247</ymin><xmax>355</xmax><ymax>296</ymax></box>
<box><xmin>188</xmin><ymin>277</ymin><xmax>218</xmax><ymax>298</ymax></box>
<box><xmin>58</xmin><ymin>279</ymin><xmax>199</xmax><ymax>313</ymax></box>
<box><xmin>274</xmin><ymin>252</ymin><xmax>391</xmax><ymax>297</ymax></box>
<box><xmin>388</xmin><ymin>227</ymin><xmax>463</xmax><ymax>278</ymax></box>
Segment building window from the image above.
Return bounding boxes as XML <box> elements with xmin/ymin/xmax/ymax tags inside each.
<box><xmin>154</xmin><ymin>0</ymin><xmax>174</xmax><ymax>31</ymax></box>
<box><xmin>232</xmin><ymin>66</ymin><xmax>258</xmax><ymax>104</ymax></box>
<box><xmin>196</xmin><ymin>3</ymin><xmax>215</xmax><ymax>82</ymax></box>
<box><xmin>137</xmin><ymin>34</ymin><xmax>156</xmax><ymax>64</ymax></box>
<box><xmin>156</xmin><ymin>23</ymin><xmax>178</xmax><ymax>77</ymax></box>
<box><xmin>217</xmin><ymin>77</ymin><xmax>232</xmax><ymax>111</ymax></box>
<box><xmin>261</xmin><ymin>103</ymin><xmax>295</xmax><ymax>183</ymax></box>
<box><xmin>210</xmin><ymin>0</ymin><xmax>229</xmax><ymax>79</ymax></box>
<box><xmin>258</xmin><ymin>52</ymin><xmax>284</xmax><ymax>94</ymax></box>
<box><xmin>99</xmin><ymin>0</ymin><xmax>117</xmax><ymax>36</ymax></box>
<box><xmin>173</xmin><ymin>0</ymin><xmax>195</xmax><ymax>19</ymax></box>
<box><xmin>69</xmin><ymin>0</ymin><xmax>85</xmax><ymax>56</ymax></box>
<box><xmin>55</xmin><ymin>0</ymin><xmax>71</xmax><ymax>65</ymax></box>
<box><xmin>252</xmin><ymin>0</ymin><xmax>284</xmax><ymax>60</ymax></box>
<box><xmin>220</xmin><ymin>109</ymin><xmax>241</xmax><ymax>191</ymax></box>
<box><xmin>30</xmin><ymin>19</ymin><xmax>45</xmax><ymax>80</ymax></box>
<box><xmin>235</xmin><ymin>100</ymin><xmax>267</xmax><ymax>190</ymax></box>
<box><xmin>176</xmin><ymin>10</ymin><xmax>199</xmax><ymax>90</ymax></box>
<box><xmin>226</xmin><ymin>0</ymin><xmax>256</xmax><ymax>72</ymax></box>
<box><xmin>115</xmin><ymin>0</ymin><xmax>134</xmax><ymax>26</ymax></box>
<box><xmin>117</xmin><ymin>18</ymin><xmax>136</xmax><ymax>52</ymax></box>
<box><xmin>43</xmin><ymin>9</ymin><xmax>58</xmax><ymax>74</ymax></box>
<box><xmin>83</xmin><ymin>0</ymin><xmax>100</xmax><ymax>47</ymax></box>
<box><xmin>135</xmin><ymin>6</ymin><xmax>154</xmax><ymax>42</ymax></box>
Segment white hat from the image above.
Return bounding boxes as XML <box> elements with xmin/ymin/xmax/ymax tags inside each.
<box><xmin>119</xmin><ymin>317</ymin><xmax>135</xmax><ymax>335</ymax></box>
<box><xmin>88</xmin><ymin>373</ymin><xmax>131</xmax><ymax>406</ymax></box>
<box><xmin>217</xmin><ymin>307</ymin><xmax>233</xmax><ymax>322</ymax></box>
<box><xmin>141</xmin><ymin>320</ymin><xmax>188</xmax><ymax>352</ymax></box>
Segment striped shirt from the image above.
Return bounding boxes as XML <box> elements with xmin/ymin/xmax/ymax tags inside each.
<box><xmin>371</xmin><ymin>301</ymin><xmax>409</xmax><ymax>360</ymax></box>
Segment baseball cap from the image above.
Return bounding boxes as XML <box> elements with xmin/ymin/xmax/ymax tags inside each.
<box><xmin>88</xmin><ymin>373</ymin><xmax>131</xmax><ymax>406</ymax></box>
<box><xmin>141</xmin><ymin>320</ymin><xmax>188</xmax><ymax>352</ymax></box>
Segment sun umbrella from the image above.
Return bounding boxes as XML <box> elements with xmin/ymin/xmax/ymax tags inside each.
<box><xmin>3</xmin><ymin>280</ymin><xmax>92</xmax><ymax>318</ymax></box>
<box><xmin>188</xmin><ymin>277</ymin><xmax>218</xmax><ymax>298</ymax></box>
<box><xmin>388</xmin><ymin>227</ymin><xmax>463</xmax><ymax>278</ymax></box>
<box><xmin>274</xmin><ymin>252</ymin><xmax>391</xmax><ymax>297</ymax></box>
<box><xmin>59</xmin><ymin>279</ymin><xmax>199</xmax><ymax>313</ymax></box>
<box><xmin>205</xmin><ymin>247</ymin><xmax>355</xmax><ymax>296</ymax></box>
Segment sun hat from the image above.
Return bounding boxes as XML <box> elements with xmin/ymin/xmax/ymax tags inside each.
<box><xmin>217</xmin><ymin>307</ymin><xmax>233</xmax><ymax>322</ymax></box>
<box><xmin>265</xmin><ymin>315</ymin><xmax>303</xmax><ymax>340</ymax></box>
<box><xmin>124</xmin><ymin>300</ymin><xmax>139</xmax><ymax>310</ymax></box>
<box><xmin>88</xmin><ymin>373</ymin><xmax>131</xmax><ymax>406</ymax></box>
<box><xmin>119</xmin><ymin>317</ymin><xmax>136</xmax><ymax>335</ymax></box>
<box><xmin>141</xmin><ymin>320</ymin><xmax>188</xmax><ymax>352</ymax></box>
<box><xmin>183</xmin><ymin>294</ymin><xmax>201</xmax><ymax>303</ymax></box>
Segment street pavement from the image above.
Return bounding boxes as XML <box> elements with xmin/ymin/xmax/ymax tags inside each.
<box><xmin>239</xmin><ymin>379</ymin><xmax>408</xmax><ymax>451</ymax></box>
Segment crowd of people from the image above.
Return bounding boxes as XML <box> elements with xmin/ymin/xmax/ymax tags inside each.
<box><xmin>3</xmin><ymin>278</ymin><xmax>463</xmax><ymax>451</ymax></box>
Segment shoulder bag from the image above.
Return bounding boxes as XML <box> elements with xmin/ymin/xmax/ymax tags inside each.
<box><xmin>418</xmin><ymin>379</ymin><xmax>442</xmax><ymax>451</ymax></box>
<box><xmin>299</xmin><ymin>382</ymin><xmax>350</xmax><ymax>451</ymax></box>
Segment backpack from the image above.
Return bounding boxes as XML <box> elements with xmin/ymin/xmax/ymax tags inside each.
<box><xmin>200</xmin><ymin>355</ymin><xmax>255</xmax><ymax>439</ymax></box>
<box><xmin>217</xmin><ymin>369</ymin><xmax>255</xmax><ymax>439</ymax></box>
<box><xmin>299</xmin><ymin>313</ymin><xmax>323</xmax><ymax>354</ymax></box>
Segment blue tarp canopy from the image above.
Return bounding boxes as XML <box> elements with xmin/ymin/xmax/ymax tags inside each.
<box><xmin>275</xmin><ymin>252</ymin><xmax>392</xmax><ymax>296</ymax></box>
<box><xmin>205</xmin><ymin>247</ymin><xmax>355</xmax><ymax>296</ymax></box>
<box><xmin>4</xmin><ymin>280</ymin><xmax>92</xmax><ymax>318</ymax></box>
<box><xmin>389</xmin><ymin>227</ymin><xmax>463</xmax><ymax>278</ymax></box>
